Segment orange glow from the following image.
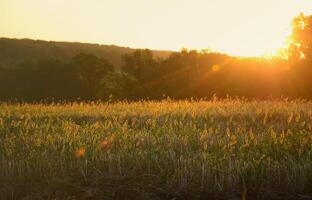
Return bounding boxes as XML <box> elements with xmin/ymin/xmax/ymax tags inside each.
<box><xmin>75</xmin><ymin>147</ymin><xmax>86</xmax><ymax>157</ymax></box>
<box><xmin>1</xmin><ymin>0</ymin><xmax>312</xmax><ymax>56</ymax></box>
<box><xmin>212</xmin><ymin>65</ymin><xmax>221</xmax><ymax>72</ymax></box>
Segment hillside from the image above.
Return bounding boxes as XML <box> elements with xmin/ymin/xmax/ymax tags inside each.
<box><xmin>0</xmin><ymin>38</ymin><xmax>173</xmax><ymax>68</ymax></box>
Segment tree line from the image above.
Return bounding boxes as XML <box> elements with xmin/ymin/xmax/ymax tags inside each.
<box><xmin>0</xmin><ymin>14</ymin><xmax>312</xmax><ymax>101</ymax></box>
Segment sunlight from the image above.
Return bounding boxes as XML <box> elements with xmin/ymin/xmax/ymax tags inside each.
<box><xmin>1</xmin><ymin>0</ymin><xmax>312</xmax><ymax>57</ymax></box>
<box><xmin>212</xmin><ymin>64</ymin><xmax>221</xmax><ymax>72</ymax></box>
<box><xmin>184</xmin><ymin>18</ymin><xmax>293</xmax><ymax>57</ymax></box>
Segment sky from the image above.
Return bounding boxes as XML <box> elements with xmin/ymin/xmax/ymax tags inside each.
<box><xmin>1</xmin><ymin>0</ymin><xmax>312</xmax><ymax>56</ymax></box>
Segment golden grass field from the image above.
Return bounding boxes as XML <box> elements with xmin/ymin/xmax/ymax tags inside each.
<box><xmin>0</xmin><ymin>99</ymin><xmax>312</xmax><ymax>199</ymax></box>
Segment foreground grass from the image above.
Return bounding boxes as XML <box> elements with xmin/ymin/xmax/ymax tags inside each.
<box><xmin>0</xmin><ymin>99</ymin><xmax>312</xmax><ymax>199</ymax></box>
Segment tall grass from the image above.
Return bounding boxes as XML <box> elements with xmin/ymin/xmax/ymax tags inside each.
<box><xmin>0</xmin><ymin>99</ymin><xmax>311</xmax><ymax>199</ymax></box>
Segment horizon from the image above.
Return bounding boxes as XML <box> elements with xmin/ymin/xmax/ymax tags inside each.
<box><xmin>2</xmin><ymin>2</ymin><xmax>312</xmax><ymax>199</ymax></box>
<box><xmin>1</xmin><ymin>0</ymin><xmax>312</xmax><ymax>57</ymax></box>
<box><xmin>0</xmin><ymin>36</ymin><xmax>266</xmax><ymax>58</ymax></box>
<box><xmin>0</xmin><ymin>37</ymin><xmax>286</xmax><ymax>60</ymax></box>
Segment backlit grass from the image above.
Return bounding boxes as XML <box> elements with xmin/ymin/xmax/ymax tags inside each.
<box><xmin>0</xmin><ymin>99</ymin><xmax>312</xmax><ymax>199</ymax></box>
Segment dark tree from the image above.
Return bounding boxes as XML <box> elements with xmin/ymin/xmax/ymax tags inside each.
<box><xmin>71</xmin><ymin>53</ymin><xmax>115</xmax><ymax>99</ymax></box>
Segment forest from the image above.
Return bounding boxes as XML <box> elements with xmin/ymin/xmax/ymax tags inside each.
<box><xmin>0</xmin><ymin>13</ymin><xmax>311</xmax><ymax>101</ymax></box>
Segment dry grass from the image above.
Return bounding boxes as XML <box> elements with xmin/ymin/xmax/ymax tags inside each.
<box><xmin>0</xmin><ymin>99</ymin><xmax>312</xmax><ymax>199</ymax></box>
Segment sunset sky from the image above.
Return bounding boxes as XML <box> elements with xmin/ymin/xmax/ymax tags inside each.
<box><xmin>1</xmin><ymin>0</ymin><xmax>312</xmax><ymax>56</ymax></box>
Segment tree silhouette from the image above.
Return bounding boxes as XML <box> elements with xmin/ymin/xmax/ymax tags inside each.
<box><xmin>288</xmin><ymin>13</ymin><xmax>312</xmax><ymax>62</ymax></box>
<box><xmin>287</xmin><ymin>13</ymin><xmax>312</xmax><ymax>97</ymax></box>
<box><xmin>71</xmin><ymin>53</ymin><xmax>114</xmax><ymax>99</ymax></box>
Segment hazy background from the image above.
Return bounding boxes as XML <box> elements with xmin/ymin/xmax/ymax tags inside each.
<box><xmin>1</xmin><ymin>0</ymin><xmax>312</xmax><ymax>56</ymax></box>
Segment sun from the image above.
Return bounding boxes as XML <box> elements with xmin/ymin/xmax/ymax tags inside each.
<box><xmin>2</xmin><ymin>0</ymin><xmax>312</xmax><ymax>57</ymax></box>
<box><xmin>188</xmin><ymin>22</ymin><xmax>292</xmax><ymax>58</ymax></box>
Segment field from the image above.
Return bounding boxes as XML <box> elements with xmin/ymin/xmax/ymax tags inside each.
<box><xmin>0</xmin><ymin>99</ymin><xmax>312</xmax><ymax>199</ymax></box>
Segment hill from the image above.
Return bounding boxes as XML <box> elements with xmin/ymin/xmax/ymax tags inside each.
<box><xmin>0</xmin><ymin>38</ymin><xmax>173</xmax><ymax>68</ymax></box>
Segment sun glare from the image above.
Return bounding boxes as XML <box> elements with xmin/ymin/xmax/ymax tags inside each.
<box><xmin>180</xmin><ymin>18</ymin><xmax>293</xmax><ymax>58</ymax></box>
<box><xmin>212</xmin><ymin>64</ymin><xmax>221</xmax><ymax>72</ymax></box>
<box><xmin>1</xmin><ymin>0</ymin><xmax>312</xmax><ymax>57</ymax></box>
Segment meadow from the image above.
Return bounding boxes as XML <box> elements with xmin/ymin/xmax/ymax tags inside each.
<box><xmin>0</xmin><ymin>99</ymin><xmax>312</xmax><ymax>199</ymax></box>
